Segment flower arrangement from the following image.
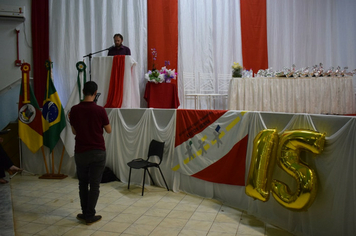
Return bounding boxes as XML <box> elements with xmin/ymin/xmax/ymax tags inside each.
<box><xmin>232</xmin><ymin>62</ymin><xmax>243</xmax><ymax>78</ymax></box>
<box><xmin>145</xmin><ymin>49</ymin><xmax>177</xmax><ymax>83</ymax></box>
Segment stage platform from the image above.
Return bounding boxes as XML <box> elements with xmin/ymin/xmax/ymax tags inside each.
<box><xmin>19</xmin><ymin>108</ymin><xmax>356</xmax><ymax>236</ymax></box>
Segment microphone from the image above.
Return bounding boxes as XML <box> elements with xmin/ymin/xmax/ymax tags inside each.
<box><xmin>83</xmin><ymin>46</ymin><xmax>114</xmax><ymax>58</ymax></box>
<box><xmin>106</xmin><ymin>45</ymin><xmax>115</xmax><ymax>50</ymax></box>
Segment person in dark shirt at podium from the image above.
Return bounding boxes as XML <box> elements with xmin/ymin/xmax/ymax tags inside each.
<box><xmin>107</xmin><ymin>33</ymin><xmax>131</xmax><ymax>56</ymax></box>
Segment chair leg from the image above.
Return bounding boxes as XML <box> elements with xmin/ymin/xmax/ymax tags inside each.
<box><xmin>128</xmin><ymin>167</ymin><xmax>132</xmax><ymax>189</ymax></box>
<box><xmin>146</xmin><ymin>169</ymin><xmax>155</xmax><ymax>186</ymax></box>
<box><xmin>142</xmin><ymin>168</ymin><xmax>146</xmax><ymax>196</ymax></box>
<box><xmin>157</xmin><ymin>166</ymin><xmax>169</xmax><ymax>191</ymax></box>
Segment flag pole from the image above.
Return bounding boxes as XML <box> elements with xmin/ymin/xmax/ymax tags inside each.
<box><xmin>39</xmin><ymin>147</ymin><xmax>67</xmax><ymax>179</ymax></box>
<box><xmin>41</xmin><ymin>146</ymin><xmax>50</xmax><ymax>174</ymax></box>
<box><xmin>51</xmin><ymin>151</ymin><xmax>54</xmax><ymax>174</ymax></box>
<box><xmin>58</xmin><ymin>146</ymin><xmax>65</xmax><ymax>174</ymax></box>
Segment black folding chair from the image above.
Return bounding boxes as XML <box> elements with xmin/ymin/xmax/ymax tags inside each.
<box><xmin>127</xmin><ymin>139</ymin><xmax>169</xmax><ymax>196</ymax></box>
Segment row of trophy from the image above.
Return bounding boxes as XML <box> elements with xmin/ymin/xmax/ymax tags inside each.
<box><xmin>257</xmin><ymin>64</ymin><xmax>356</xmax><ymax>78</ymax></box>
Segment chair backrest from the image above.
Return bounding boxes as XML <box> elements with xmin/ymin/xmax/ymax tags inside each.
<box><xmin>147</xmin><ymin>139</ymin><xmax>165</xmax><ymax>164</ymax></box>
<box><xmin>218</xmin><ymin>74</ymin><xmax>232</xmax><ymax>94</ymax></box>
<box><xmin>183</xmin><ymin>72</ymin><xmax>197</xmax><ymax>94</ymax></box>
<box><xmin>199</xmin><ymin>72</ymin><xmax>215</xmax><ymax>94</ymax></box>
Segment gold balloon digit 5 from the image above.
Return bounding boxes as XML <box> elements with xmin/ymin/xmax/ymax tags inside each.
<box><xmin>246</xmin><ymin>129</ymin><xmax>279</xmax><ymax>202</ymax></box>
<box><xmin>271</xmin><ymin>130</ymin><xmax>325</xmax><ymax>211</ymax></box>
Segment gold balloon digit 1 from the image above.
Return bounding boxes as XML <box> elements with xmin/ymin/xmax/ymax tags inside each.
<box><xmin>271</xmin><ymin>130</ymin><xmax>325</xmax><ymax>211</ymax></box>
<box><xmin>246</xmin><ymin>129</ymin><xmax>278</xmax><ymax>202</ymax></box>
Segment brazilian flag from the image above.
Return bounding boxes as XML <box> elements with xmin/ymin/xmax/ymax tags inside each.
<box><xmin>42</xmin><ymin>60</ymin><xmax>66</xmax><ymax>152</ymax></box>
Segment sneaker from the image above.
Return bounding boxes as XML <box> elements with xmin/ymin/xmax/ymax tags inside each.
<box><xmin>86</xmin><ymin>215</ymin><xmax>102</xmax><ymax>225</ymax></box>
<box><xmin>76</xmin><ymin>213</ymin><xmax>85</xmax><ymax>222</ymax></box>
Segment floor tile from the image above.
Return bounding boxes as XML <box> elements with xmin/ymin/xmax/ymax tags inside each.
<box><xmin>209</xmin><ymin>222</ymin><xmax>239</xmax><ymax>234</ymax></box>
<box><xmin>190</xmin><ymin>211</ymin><xmax>217</xmax><ymax>222</ymax></box>
<box><xmin>111</xmin><ymin>213</ymin><xmax>142</xmax><ymax>224</ymax></box>
<box><xmin>157</xmin><ymin>217</ymin><xmax>188</xmax><ymax>229</ymax></box>
<box><xmin>150</xmin><ymin>226</ymin><xmax>181</xmax><ymax>236</ymax></box>
<box><xmin>135</xmin><ymin>215</ymin><xmax>164</xmax><ymax>226</ymax></box>
<box><xmin>15</xmin><ymin>222</ymin><xmax>49</xmax><ymax>234</ymax></box>
<box><xmin>35</xmin><ymin>225</ymin><xmax>73</xmax><ymax>236</ymax></box>
<box><xmin>166</xmin><ymin>209</ymin><xmax>195</xmax><ymax>220</ymax></box>
<box><xmin>178</xmin><ymin>229</ymin><xmax>208</xmax><ymax>236</ymax></box>
<box><xmin>62</xmin><ymin>227</ymin><xmax>96</xmax><ymax>236</ymax></box>
<box><xmin>183</xmin><ymin>219</ymin><xmax>213</xmax><ymax>233</ymax></box>
<box><xmin>6</xmin><ymin>175</ymin><xmax>295</xmax><ymax>236</ymax></box>
<box><xmin>97</xmin><ymin>221</ymin><xmax>131</xmax><ymax>233</ymax></box>
<box><xmin>122</xmin><ymin>223</ymin><xmax>157</xmax><ymax>235</ymax></box>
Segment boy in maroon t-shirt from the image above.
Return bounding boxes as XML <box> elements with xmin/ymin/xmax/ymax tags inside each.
<box><xmin>70</xmin><ymin>81</ymin><xmax>111</xmax><ymax>225</ymax></box>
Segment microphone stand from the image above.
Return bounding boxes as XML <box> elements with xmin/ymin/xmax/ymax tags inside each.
<box><xmin>83</xmin><ymin>47</ymin><xmax>112</xmax><ymax>81</ymax></box>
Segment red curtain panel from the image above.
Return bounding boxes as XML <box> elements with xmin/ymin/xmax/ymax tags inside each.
<box><xmin>31</xmin><ymin>0</ymin><xmax>49</xmax><ymax>106</ymax></box>
<box><xmin>240</xmin><ymin>0</ymin><xmax>268</xmax><ymax>73</ymax></box>
<box><xmin>147</xmin><ymin>0</ymin><xmax>178</xmax><ymax>86</ymax></box>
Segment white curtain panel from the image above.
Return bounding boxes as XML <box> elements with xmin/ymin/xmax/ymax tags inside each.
<box><xmin>178</xmin><ymin>0</ymin><xmax>243</xmax><ymax>109</ymax></box>
<box><xmin>49</xmin><ymin>0</ymin><xmax>147</xmax><ymax>107</ymax></box>
<box><xmin>267</xmin><ymin>0</ymin><xmax>356</xmax><ymax>93</ymax></box>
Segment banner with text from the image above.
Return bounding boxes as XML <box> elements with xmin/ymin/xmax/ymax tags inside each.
<box><xmin>173</xmin><ymin>110</ymin><xmax>249</xmax><ymax>186</ymax></box>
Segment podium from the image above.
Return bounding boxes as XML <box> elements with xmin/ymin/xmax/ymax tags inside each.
<box><xmin>66</xmin><ymin>56</ymin><xmax>140</xmax><ymax>108</ymax></box>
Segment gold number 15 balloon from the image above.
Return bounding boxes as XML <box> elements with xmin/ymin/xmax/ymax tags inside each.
<box><xmin>246</xmin><ymin>129</ymin><xmax>325</xmax><ymax>211</ymax></box>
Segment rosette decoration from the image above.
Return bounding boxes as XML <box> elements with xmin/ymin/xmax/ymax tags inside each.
<box><xmin>76</xmin><ymin>61</ymin><xmax>87</xmax><ymax>101</ymax></box>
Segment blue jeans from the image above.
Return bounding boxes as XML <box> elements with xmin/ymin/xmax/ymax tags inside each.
<box><xmin>75</xmin><ymin>149</ymin><xmax>106</xmax><ymax>218</ymax></box>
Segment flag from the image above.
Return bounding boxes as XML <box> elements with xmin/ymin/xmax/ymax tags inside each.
<box><xmin>18</xmin><ymin>63</ymin><xmax>44</xmax><ymax>153</ymax></box>
<box><xmin>42</xmin><ymin>60</ymin><xmax>66</xmax><ymax>152</ymax></box>
<box><xmin>173</xmin><ymin>110</ymin><xmax>250</xmax><ymax>186</ymax></box>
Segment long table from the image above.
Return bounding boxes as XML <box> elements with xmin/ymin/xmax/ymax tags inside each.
<box><xmin>228</xmin><ymin>76</ymin><xmax>355</xmax><ymax>114</ymax></box>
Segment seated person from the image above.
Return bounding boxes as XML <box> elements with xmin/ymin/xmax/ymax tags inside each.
<box><xmin>0</xmin><ymin>137</ymin><xmax>21</xmax><ymax>184</ymax></box>
<box><xmin>108</xmin><ymin>33</ymin><xmax>131</xmax><ymax>56</ymax></box>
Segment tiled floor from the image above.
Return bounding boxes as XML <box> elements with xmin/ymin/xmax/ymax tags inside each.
<box><xmin>4</xmin><ymin>174</ymin><xmax>295</xmax><ymax>236</ymax></box>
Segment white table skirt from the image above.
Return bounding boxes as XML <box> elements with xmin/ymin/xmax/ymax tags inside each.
<box><xmin>228</xmin><ymin>76</ymin><xmax>356</xmax><ymax>114</ymax></box>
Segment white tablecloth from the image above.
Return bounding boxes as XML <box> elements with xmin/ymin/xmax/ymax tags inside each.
<box><xmin>228</xmin><ymin>76</ymin><xmax>355</xmax><ymax>114</ymax></box>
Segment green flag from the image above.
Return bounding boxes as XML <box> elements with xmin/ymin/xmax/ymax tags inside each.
<box><xmin>42</xmin><ymin>60</ymin><xmax>66</xmax><ymax>152</ymax></box>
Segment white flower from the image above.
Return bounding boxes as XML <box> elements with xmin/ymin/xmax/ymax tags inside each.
<box><xmin>158</xmin><ymin>74</ymin><xmax>165</xmax><ymax>83</ymax></box>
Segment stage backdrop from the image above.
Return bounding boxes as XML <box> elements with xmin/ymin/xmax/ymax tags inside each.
<box><xmin>47</xmin><ymin>0</ymin><xmax>356</xmax><ymax>111</ymax></box>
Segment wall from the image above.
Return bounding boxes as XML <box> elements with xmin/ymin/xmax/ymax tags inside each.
<box><xmin>0</xmin><ymin>0</ymin><xmax>31</xmax><ymax>130</ymax></box>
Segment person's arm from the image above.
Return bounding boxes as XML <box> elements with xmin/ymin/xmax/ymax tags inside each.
<box><xmin>104</xmin><ymin>124</ymin><xmax>111</xmax><ymax>133</ymax></box>
<box><xmin>71</xmin><ymin>126</ymin><xmax>76</xmax><ymax>135</ymax></box>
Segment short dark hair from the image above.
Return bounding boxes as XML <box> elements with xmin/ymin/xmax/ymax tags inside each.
<box><xmin>83</xmin><ymin>81</ymin><xmax>98</xmax><ymax>96</ymax></box>
<box><xmin>113</xmin><ymin>33</ymin><xmax>123</xmax><ymax>40</ymax></box>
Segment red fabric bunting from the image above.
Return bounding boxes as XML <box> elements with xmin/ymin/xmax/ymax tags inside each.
<box><xmin>104</xmin><ymin>55</ymin><xmax>126</xmax><ymax>108</ymax></box>
<box><xmin>192</xmin><ymin>135</ymin><xmax>248</xmax><ymax>186</ymax></box>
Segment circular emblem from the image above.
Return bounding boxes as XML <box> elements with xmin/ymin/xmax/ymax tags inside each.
<box><xmin>22</xmin><ymin>64</ymin><xmax>30</xmax><ymax>72</ymax></box>
<box><xmin>45</xmin><ymin>60</ymin><xmax>53</xmax><ymax>70</ymax></box>
<box><xmin>76</xmin><ymin>61</ymin><xmax>87</xmax><ymax>72</ymax></box>
<box><xmin>42</xmin><ymin>101</ymin><xmax>59</xmax><ymax>123</ymax></box>
<box><xmin>19</xmin><ymin>104</ymin><xmax>36</xmax><ymax>124</ymax></box>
